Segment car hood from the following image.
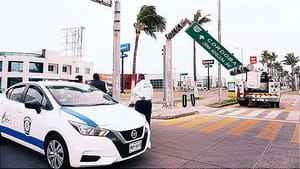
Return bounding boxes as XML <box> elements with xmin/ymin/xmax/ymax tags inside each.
<box><xmin>60</xmin><ymin>103</ymin><xmax>146</xmax><ymax>131</ymax></box>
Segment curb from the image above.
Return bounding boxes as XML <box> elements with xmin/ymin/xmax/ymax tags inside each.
<box><xmin>208</xmin><ymin>101</ymin><xmax>238</xmax><ymax>108</ymax></box>
<box><xmin>151</xmin><ymin>102</ymin><xmax>238</xmax><ymax>120</ymax></box>
<box><xmin>151</xmin><ymin>111</ymin><xmax>199</xmax><ymax>120</ymax></box>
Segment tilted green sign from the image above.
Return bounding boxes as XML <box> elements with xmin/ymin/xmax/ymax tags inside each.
<box><xmin>185</xmin><ymin>23</ymin><xmax>241</xmax><ymax>70</ymax></box>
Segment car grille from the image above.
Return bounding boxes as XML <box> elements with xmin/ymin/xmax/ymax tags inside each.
<box><xmin>119</xmin><ymin>127</ymin><xmax>144</xmax><ymax>142</ymax></box>
<box><xmin>107</xmin><ymin>128</ymin><xmax>148</xmax><ymax>158</ymax></box>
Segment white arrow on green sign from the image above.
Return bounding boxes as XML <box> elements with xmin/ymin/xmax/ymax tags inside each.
<box><xmin>185</xmin><ymin>23</ymin><xmax>242</xmax><ymax>70</ymax></box>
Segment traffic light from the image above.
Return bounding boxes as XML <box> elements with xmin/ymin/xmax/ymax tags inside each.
<box><xmin>161</xmin><ymin>45</ymin><xmax>166</xmax><ymax>56</ymax></box>
<box><xmin>230</xmin><ymin>66</ymin><xmax>249</xmax><ymax>76</ymax></box>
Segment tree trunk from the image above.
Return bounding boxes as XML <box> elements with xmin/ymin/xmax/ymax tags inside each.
<box><xmin>132</xmin><ymin>32</ymin><xmax>140</xmax><ymax>85</ymax></box>
<box><xmin>291</xmin><ymin>66</ymin><xmax>296</xmax><ymax>91</ymax></box>
<box><xmin>129</xmin><ymin>31</ymin><xmax>140</xmax><ymax>106</ymax></box>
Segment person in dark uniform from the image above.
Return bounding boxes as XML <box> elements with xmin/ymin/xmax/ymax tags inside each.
<box><xmin>75</xmin><ymin>75</ymin><xmax>83</xmax><ymax>83</ymax></box>
<box><xmin>133</xmin><ymin>74</ymin><xmax>153</xmax><ymax>126</ymax></box>
<box><xmin>90</xmin><ymin>73</ymin><xmax>107</xmax><ymax>93</ymax></box>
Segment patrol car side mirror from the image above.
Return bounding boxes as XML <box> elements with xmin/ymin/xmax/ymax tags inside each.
<box><xmin>25</xmin><ymin>100</ymin><xmax>42</xmax><ymax>114</ymax></box>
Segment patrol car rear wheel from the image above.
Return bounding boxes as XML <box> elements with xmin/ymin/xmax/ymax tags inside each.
<box><xmin>45</xmin><ymin>134</ymin><xmax>70</xmax><ymax>169</ymax></box>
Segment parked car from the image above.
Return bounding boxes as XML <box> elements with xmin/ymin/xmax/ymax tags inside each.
<box><xmin>0</xmin><ymin>81</ymin><xmax>151</xmax><ymax>168</ymax></box>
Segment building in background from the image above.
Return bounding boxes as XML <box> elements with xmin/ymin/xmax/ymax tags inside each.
<box><xmin>115</xmin><ymin>73</ymin><xmax>227</xmax><ymax>91</ymax></box>
<box><xmin>0</xmin><ymin>49</ymin><xmax>93</xmax><ymax>89</ymax></box>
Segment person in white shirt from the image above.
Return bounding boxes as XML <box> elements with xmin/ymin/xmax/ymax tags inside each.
<box><xmin>133</xmin><ymin>74</ymin><xmax>153</xmax><ymax>125</ymax></box>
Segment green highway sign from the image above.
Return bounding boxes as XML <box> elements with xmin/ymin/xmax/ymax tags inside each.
<box><xmin>186</xmin><ymin>23</ymin><xmax>242</xmax><ymax>70</ymax></box>
<box><xmin>180</xmin><ymin>73</ymin><xmax>188</xmax><ymax>76</ymax></box>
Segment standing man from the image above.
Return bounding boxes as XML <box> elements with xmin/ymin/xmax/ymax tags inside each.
<box><xmin>90</xmin><ymin>73</ymin><xmax>107</xmax><ymax>93</ymax></box>
<box><xmin>133</xmin><ymin>74</ymin><xmax>153</xmax><ymax>126</ymax></box>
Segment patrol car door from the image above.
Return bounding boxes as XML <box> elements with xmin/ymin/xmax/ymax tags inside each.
<box><xmin>0</xmin><ymin>84</ymin><xmax>26</xmax><ymax>139</ymax></box>
<box><xmin>15</xmin><ymin>85</ymin><xmax>50</xmax><ymax>150</ymax></box>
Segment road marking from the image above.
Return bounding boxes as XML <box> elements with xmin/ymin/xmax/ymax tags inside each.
<box><xmin>264</xmin><ymin>110</ymin><xmax>282</xmax><ymax>119</ymax></box>
<box><xmin>226</xmin><ymin>108</ymin><xmax>249</xmax><ymax>116</ymax></box>
<box><xmin>284</xmin><ymin>106</ymin><xmax>295</xmax><ymax>111</ymax></box>
<box><xmin>200</xmin><ymin>118</ymin><xmax>238</xmax><ymax>132</ymax></box>
<box><xmin>179</xmin><ymin>116</ymin><xmax>217</xmax><ymax>128</ymax></box>
<box><xmin>226</xmin><ymin>119</ymin><xmax>259</xmax><ymax>136</ymax></box>
<box><xmin>255</xmin><ymin>121</ymin><xmax>283</xmax><ymax>141</ymax></box>
<box><xmin>198</xmin><ymin>112</ymin><xmax>300</xmax><ymax>124</ymax></box>
<box><xmin>211</xmin><ymin>108</ymin><xmax>235</xmax><ymax>115</ymax></box>
<box><xmin>245</xmin><ymin>109</ymin><xmax>265</xmax><ymax>118</ymax></box>
<box><xmin>291</xmin><ymin>124</ymin><xmax>299</xmax><ymax>144</ymax></box>
<box><xmin>286</xmin><ymin>111</ymin><xmax>300</xmax><ymax>121</ymax></box>
<box><xmin>160</xmin><ymin>114</ymin><xmax>199</xmax><ymax>126</ymax></box>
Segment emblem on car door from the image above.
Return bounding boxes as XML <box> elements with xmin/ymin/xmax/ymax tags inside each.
<box><xmin>24</xmin><ymin>117</ymin><xmax>32</xmax><ymax>135</ymax></box>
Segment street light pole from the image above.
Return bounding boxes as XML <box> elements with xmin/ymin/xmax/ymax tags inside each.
<box><xmin>217</xmin><ymin>0</ymin><xmax>222</xmax><ymax>103</ymax></box>
<box><xmin>112</xmin><ymin>0</ymin><xmax>121</xmax><ymax>101</ymax></box>
<box><xmin>91</xmin><ymin>0</ymin><xmax>120</xmax><ymax>101</ymax></box>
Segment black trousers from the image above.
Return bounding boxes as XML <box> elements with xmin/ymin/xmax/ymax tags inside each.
<box><xmin>135</xmin><ymin>100</ymin><xmax>152</xmax><ymax>125</ymax></box>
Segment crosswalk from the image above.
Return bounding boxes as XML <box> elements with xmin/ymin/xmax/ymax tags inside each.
<box><xmin>158</xmin><ymin>108</ymin><xmax>300</xmax><ymax>144</ymax></box>
<box><xmin>203</xmin><ymin>107</ymin><xmax>300</xmax><ymax>122</ymax></box>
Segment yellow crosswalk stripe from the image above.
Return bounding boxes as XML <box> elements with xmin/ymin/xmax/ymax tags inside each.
<box><xmin>226</xmin><ymin>119</ymin><xmax>259</xmax><ymax>136</ymax></box>
<box><xmin>200</xmin><ymin>118</ymin><xmax>238</xmax><ymax>132</ymax></box>
<box><xmin>284</xmin><ymin>106</ymin><xmax>295</xmax><ymax>111</ymax></box>
<box><xmin>291</xmin><ymin>124</ymin><xmax>299</xmax><ymax>144</ymax></box>
<box><xmin>179</xmin><ymin>116</ymin><xmax>218</xmax><ymax>128</ymax></box>
<box><xmin>160</xmin><ymin>114</ymin><xmax>199</xmax><ymax>126</ymax></box>
<box><xmin>255</xmin><ymin>121</ymin><xmax>283</xmax><ymax>141</ymax></box>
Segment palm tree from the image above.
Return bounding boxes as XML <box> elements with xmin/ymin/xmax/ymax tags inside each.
<box><xmin>192</xmin><ymin>10</ymin><xmax>211</xmax><ymax>82</ymax></box>
<box><xmin>129</xmin><ymin>5</ymin><xmax>166</xmax><ymax>105</ymax></box>
<box><xmin>269</xmin><ymin>52</ymin><xmax>278</xmax><ymax>76</ymax></box>
<box><xmin>259</xmin><ymin>50</ymin><xmax>277</xmax><ymax>75</ymax></box>
<box><xmin>282</xmin><ymin>53</ymin><xmax>300</xmax><ymax>90</ymax></box>
<box><xmin>273</xmin><ymin>61</ymin><xmax>283</xmax><ymax>77</ymax></box>
<box><xmin>281</xmin><ymin>70</ymin><xmax>290</xmax><ymax>87</ymax></box>
<box><xmin>259</xmin><ymin>50</ymin><xmax>270</xmax><ymax>71</ymax></box>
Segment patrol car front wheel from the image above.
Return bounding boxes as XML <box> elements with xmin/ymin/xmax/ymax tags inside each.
<box><xmin>45</xmin><ymin>134</ymin><xmax>70</xmax><ymax>169</ymax></box>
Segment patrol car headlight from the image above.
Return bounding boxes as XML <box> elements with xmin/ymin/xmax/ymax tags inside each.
<box><xmin>69</xmin><ymin>121</ymin><xmax>109</xmax><ymax>137</ymax></box>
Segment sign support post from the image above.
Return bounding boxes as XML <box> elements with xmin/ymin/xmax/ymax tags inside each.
<box><xmin>165</xmin><ymin>39</ymin><xmax>174</xmax><ymax>107</ymax></box>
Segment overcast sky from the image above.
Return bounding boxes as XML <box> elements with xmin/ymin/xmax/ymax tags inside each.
<box><xmin>1</xmin><ymin>0</ymin><xmax>300</xmax><ymax>81</ymax></box>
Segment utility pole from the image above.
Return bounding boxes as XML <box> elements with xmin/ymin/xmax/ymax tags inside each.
<box><xmin>112</xmin><ymin>0</ymin><xmax>121</xmax><ymax>101</ymax></box>
<box><xmin>217</xmin><ymin>0</ymin><xmax>222</xmax><ymax>103</ymax></box>
<box><xmin>91</xmin><ymin>0</ymin><xmax>120</xmax><ymax>101</ymax></box>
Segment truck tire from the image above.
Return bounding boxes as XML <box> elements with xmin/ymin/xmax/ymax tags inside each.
<box><xmin>270</xmin><ymin>102</ymin><xmax>280</xmax><ymax>108</ymax></box>
<box><xmin>275</xmin><ymin>102</ymin><xmax>280</xmax><ymax>108</ymax></box>
<box><xmin>239</xmin><ymin>100</ymin><xmax>248</xmax><ymax>106</ymax></box>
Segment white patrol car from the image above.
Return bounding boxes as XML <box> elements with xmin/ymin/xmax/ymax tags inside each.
<box><xmin>0</xmin><ymin>81</ymin><xmax>151</xmax><ymax>168</ymax></box>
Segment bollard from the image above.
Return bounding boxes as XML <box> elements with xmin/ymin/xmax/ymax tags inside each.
<box><xmin>190</xmin><ymin>94</ymin><xmax>195</xmax><ymax>106</ymax></box>
<box><xmin>182</xmin><ymin>94</ymin><xmax>187</xmax><ymax>107</ymax></box>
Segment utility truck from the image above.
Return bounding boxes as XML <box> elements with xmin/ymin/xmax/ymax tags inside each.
<box><xmin>235</xmin><ymin>71</ymin><xmax>281</xmax><ymax>107</ymax></box>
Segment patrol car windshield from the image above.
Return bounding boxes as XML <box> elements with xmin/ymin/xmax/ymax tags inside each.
<box><xmin>46</xmin><ymin>84</ymin><xmax>117</xmax><ymax>106</ymax></box>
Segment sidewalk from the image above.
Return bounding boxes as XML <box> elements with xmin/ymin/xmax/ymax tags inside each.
<box><xmin>120</xmin><ymin>90</ymin><xmax>232</xmax><ymax>120</ymax></box>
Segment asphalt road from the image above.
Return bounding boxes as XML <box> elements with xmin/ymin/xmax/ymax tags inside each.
<box><xmin>1</xmin><ymin>92</ymin><xmax>299</xmax><ymax>168</ymax></box>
